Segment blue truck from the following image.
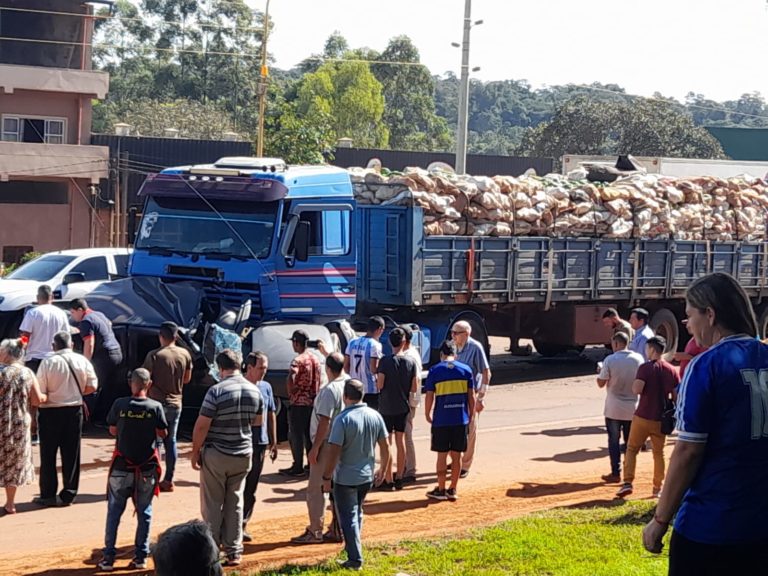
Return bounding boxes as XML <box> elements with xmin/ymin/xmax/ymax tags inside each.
<box><xmin>88</xmin><ymin>156</ymin><xmax>768</xmax><ymax>419</ymax></box>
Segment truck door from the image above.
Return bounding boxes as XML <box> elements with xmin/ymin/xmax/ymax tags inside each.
<box><xmin>276</xmin><ymin>203</ymin><xmax>356</xmax><ymax>320</ymax></box>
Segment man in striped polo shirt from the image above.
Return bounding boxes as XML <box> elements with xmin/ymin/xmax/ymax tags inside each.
<box><xmin>192</xmin><ymin>349</ymin><xmax>263</xmax><ymax>567</ymax></box>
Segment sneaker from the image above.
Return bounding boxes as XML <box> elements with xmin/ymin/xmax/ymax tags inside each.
<box><xmin>128</xmin><ymin>558</ymin><xmax>148</xmax><ymax>569</ymax></box>
<box><xmin>402</xmin><ymin>474</ymin><xmax>417</xmax><ymax>484</ymax></box>
<box><xmin>159</xmin><ymin>480</ymin><xmax>174</xmax><ymax>493</ymax></box>
<box><xmin>616</xmin><ymin>483</ymin><xmax>634</xmax><ymax>498</ymax></box>
<box><xmin>222</xmin><ymin>554</ymin><xmax>241</xmax><ymax>567</ymax></box>
<box><xmin>279</xmin><ymin>466</ymin><xmax>306</xmax><ymax>477</ymax></box>
<box><xmin>459</xmin><ymin>469</ymin><xmax>469</xmax><ymax>479</ymax></box>
<box><xmin>426</xmin><ymin>487</ymin><xmax>448</xmax><ymax>501</ymax></box>
<box><xmin>446</xmin><ymin>488</ymin><xmax>458</xmax><ymax>501</ymax></box>
<box><xmin>323</xmin><ymin>530</ymin><xmax>343</xmax><ymax>543</ymax></box>
<box><xmin>291</xmin><ymin>528</ymin><xmax>323</xmax><ymax>544</ymax></box>
<box><xmin>601</xmin><ymin>473</ymin><xmax>621</xmax><ymax>483</ymax></box>
<box><xmin>652</xmin><ymin>486</ymin><xmax>662</xmax><ymax>498</ymax></box>
<box><xmin>336</xmin><ymin>559</ymin><xmax>362</xmax><ymax>571</ymax></box>
<box><xmin>393</xmin><ymin>477</ymin><xmax>404</xmax><ymax>491</ymax></box>
<box><xmin>96</xmin><ymin>557</ymin><xmax>114</xmax><ymax>571</ymax></box>
<box><xmin>377</xmin><ymin>481</ymin><xmax>395</xmax><ymax>492</ymax></box>
<box><xmin>242</xmin><ymin>529</ymin><xmax>253</xmax><ymax>543</ymax></box>
<box><xmin>31</xmin><ymin>434</ymin><xmax>39</xmax><ymax>446</ymax></box>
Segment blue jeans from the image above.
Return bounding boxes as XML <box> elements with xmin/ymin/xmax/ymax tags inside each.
<box><xmin>158</xmin><ymin>404</ymin><xmax>181</xmax><ymax>482</ymax></box>
<box><xmin>333</xmin><ymin>482</ymin><xmax>372</xmax><ymax>568</ymax></box>
<box><xmin>103</xmin><ymin>469</ymin><xmax>156</xmax><ymax>561</ymax></box>
<box><xmin>605</xmin><ymin>417</ymin><xmax>631</xmax><ymax>476</ymax></box>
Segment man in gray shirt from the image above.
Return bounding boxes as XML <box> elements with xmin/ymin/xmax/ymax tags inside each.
<box><xmin>323</xmin><ymin>379</ymin><xmax>390</xmax><ymax>571</ymax></box>
<box><xmin>451</xmin><ymin>321</ymin><xmax>491</xmax><ymax>478</ymax></box>
<box><xmin>192</xmin><ymin>349</ymin><xmax>262</xmax><ymax>567</ymax></box>
<box><xmin>597</xmin><ymin>331</ymin><xmax>643</xmax><ymax>483</ymax></box>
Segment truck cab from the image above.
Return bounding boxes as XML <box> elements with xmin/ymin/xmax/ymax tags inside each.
<box><xmin>130</xmin><ymin>157</ymin><xmax>357</xmax><ymax>326</ymax></box>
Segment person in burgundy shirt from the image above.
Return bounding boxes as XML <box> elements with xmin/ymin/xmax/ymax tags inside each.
<box><xmin>674</xmin><ymin>320</ymin><xmax>708</xmax><ymax>378</ymax></box>
<box><xmin>280</xmin><ymin>330</ymin><xmax>321</xmax><ymax>476</ymax></box>
<box><xmin>617</xmin><ymin>335</ymin><xmax>679</xmax><ymax>499</ymax></box>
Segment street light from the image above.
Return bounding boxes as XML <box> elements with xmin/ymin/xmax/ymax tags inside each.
<box><xmin>256</xmin><ymin>0</ymin><xmax>271</xmax><ymax>157</ymax></box>
<box><xmin>453</xmin><ymin>0</ymin><xmax>482</xmax><ymax>175</ymax></box>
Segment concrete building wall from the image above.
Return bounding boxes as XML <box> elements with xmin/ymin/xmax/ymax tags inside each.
<box><xmin>0</xmin><ymin>177</ymin><xmax>110</xmax><ymax>258</ymax></box>
<box><xmin>0</xmin><ymin>90</ymin><xmax>91</xmax><ymax>144</ymax></box>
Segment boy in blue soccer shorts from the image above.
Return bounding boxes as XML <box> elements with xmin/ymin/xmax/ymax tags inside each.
<box><xmin>424</xmin><ymin>340</ymin><xmax>475</xmax><ymax>501</ymax></box>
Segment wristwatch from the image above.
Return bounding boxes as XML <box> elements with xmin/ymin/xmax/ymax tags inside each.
<box><xmin>322</xmin><ymin>475</ymin><xmax>332</xmax><ymax>481</ymax></box>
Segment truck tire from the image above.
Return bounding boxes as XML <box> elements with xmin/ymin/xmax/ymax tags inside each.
<box><xmin>532</xmin><ymin>340</ymin><xmax>569</xmax><ymax>357</ymax></box>
<box><xmin>650</xmin><ymin>308</ymin><xmax>679</xmax><ymax>360</ymax></box>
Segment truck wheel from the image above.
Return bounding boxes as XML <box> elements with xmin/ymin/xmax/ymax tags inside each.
<box><xmin>757</xmin><ymin>305</ymin><xmax>768</xmax><ymax>339</ymax></box>
<box><xmin>0</xmin><ymin>310</ymin><xmax>23</xmax><ymax>340</ymax></box>
<box><xmin>650</xmin><ymin>308</ymin><xmax>679</xmax><ymax>361</ymax></box>
<box><xmin>532</xmin><ymin>340</ymin><xmax>569</xmax><ymax>357</ymax></box>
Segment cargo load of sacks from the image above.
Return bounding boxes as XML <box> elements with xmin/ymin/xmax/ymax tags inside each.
<box><xmin>349</xmin><ymin>163</ymin><xmax>768</xmax><ymax>241</ymax></box>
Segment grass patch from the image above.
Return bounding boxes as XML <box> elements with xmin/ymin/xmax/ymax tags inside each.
<box><xmin>250</xmin><ymin>500</ymin><xmax>669</xmax><ymax>575</ymax></box>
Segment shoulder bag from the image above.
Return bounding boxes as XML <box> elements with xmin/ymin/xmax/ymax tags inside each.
<box><xmin>62</xmin><ymin>356</ymin><xmax>91</xmax><ymax>422</ymax></box>
<box><xmin>658</xmin><ymin>375</ymin><xmax>676</xmax><ymax>435</ymax></box>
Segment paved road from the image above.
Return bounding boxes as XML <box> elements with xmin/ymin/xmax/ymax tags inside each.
<box><xmin>3</xmin><ymin>342</ymin><xmax>661</xmax><ymax>576</ymax></box>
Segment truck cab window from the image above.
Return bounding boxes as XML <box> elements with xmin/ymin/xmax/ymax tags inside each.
<box><xmin>298</xmin><ymin>210</ymin><xmax>350</xmax><ymax>256</ymax></box>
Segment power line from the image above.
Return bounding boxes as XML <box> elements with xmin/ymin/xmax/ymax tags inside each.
<box><xmin>0</xmin><ymin>4</ymin><xmax>266</xmax><ymax>34</ymax></box>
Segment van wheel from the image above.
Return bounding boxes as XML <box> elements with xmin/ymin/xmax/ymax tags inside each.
<box><xmin>650</xmin><ymin>308</ymin><xmax>679</xmax><ymax>361</ymax></box>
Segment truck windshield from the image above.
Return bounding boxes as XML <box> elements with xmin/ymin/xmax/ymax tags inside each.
<box><xmin>6</xmin><ymin>254</ymin><xmax>75</xmax><ymax>281</ymax></box>
<box><xmin>136</xmin><ymin>196</ymin><xmax>278</xmax><ymax>259</ymax></box>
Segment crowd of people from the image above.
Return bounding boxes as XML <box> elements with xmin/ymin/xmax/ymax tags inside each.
<box><xmin>1</xmin><ymin>272</ymin><xmax>767</xmax><ymax>575</ymax></box>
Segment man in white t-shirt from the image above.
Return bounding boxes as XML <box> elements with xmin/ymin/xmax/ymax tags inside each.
<box><xmin>400</xmin><ymin>325</ymin><xmax>423</xmax><ymax>483</ymax></box>
<box><xmin>19</xmin><ymin>284</ymin><xmax>70</xmax><ymax>443</ymax></box>
<box><xmin>344</xmin><ymin>316</ymin><xmax>384</xmax><ymax>411</ymax></box>
<box><xmin>596</xmin><ymin>331</ymin><xmax>644</xmax><ymax>483</ymax></box>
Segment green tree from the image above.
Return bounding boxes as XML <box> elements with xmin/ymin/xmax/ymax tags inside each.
<box><xmin>371</xmin><ymin>35</ymin><xmax>452</xmax><ymax>151</ymax></box>
<box><xmin>95</xmin><ymin>98</ymin><xmax>237</xmax><ymax>139</ymax></box>
<box><xmin>266</xmin><ymin>103</ymin><xmax>334</xmax><ymax>164</ymax></box>
<box><xmin>296</xmin><ymin>60</ymin><xmax>388</xmax><ymax>148</ymax></box>
<box><xmin>517</xmin><ymin>95</ymin><xmax>725</xmax><ymax>162</ymax></box>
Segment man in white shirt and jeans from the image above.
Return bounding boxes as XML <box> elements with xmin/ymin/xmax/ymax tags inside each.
<box><xmin>596</xmin><ymin>331</ymin><xmax>644</xmax><ymax>483</ymax></box>
<box><xmin>35</xmin><ymin>331</ymin><xmax>98</xmax><ymax>506</ymax></box>
<box><xmin>400</xmin><ymin>325</ymin><xmax>423</xmax><ymax>483</ymax></box>
<box><xmin>19</xmin><ymin>284</ymin><xmax>69</xmax><ymax>443</ymax></box>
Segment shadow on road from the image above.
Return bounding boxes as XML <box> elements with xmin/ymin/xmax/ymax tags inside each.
<box><xmin>562</xmin><ymin>498</ymin><xmax>655</xmax><ymax>525</ymax></box>
<box><xmin>506</xmin><ymin>480</ymin><xmax>605</xmax><ymax>499</ymax></box>
<box><xmin>521</xmin><ymin>425</ymin><xmax>605</xmax><ymax>438</ymax></box>
<box><xmin>531</xmin><ymin>447</ymin><xmax>608</xmax><ymax>463</ymax></box>
<box><xmin>22</xmin><ymin>546</ymin><xmax>138</xmax><ymax>576</ymax></box>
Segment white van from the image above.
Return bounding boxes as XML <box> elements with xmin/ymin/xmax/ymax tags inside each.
<box><xmin>0</xmin><ymin>248</ymin><xmax>132</xmax><ymax>336</ymax></box>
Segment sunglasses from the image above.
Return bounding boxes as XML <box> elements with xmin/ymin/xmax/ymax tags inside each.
<box><xmin>450</xmin><ymin>330</ymin><xmax>467</xmax><ymax>335</ymax></box>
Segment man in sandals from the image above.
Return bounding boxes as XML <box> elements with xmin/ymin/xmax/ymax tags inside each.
<box><xmin>98</xmin><ymin>368</ymin><xmax>167</xmax><ymax>571</ymax></box>
<box><xmin>424</xmin><ymin>340</ymin><xmax>475</xmax><ymax>501</ymax></box>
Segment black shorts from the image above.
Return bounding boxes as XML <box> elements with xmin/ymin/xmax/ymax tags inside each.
<box><xmin>431</xmin><ymin>425</ymin><xmax>468</xmax><ymax>453</ymax></box>
<box><xmin>382</xmin><ymin>412</ymin><xmax>409</xmax><ymax>433</ymax></box>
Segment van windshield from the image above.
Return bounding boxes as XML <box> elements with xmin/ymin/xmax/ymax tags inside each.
<box><xmin>136</xmin><ymin>196</ymin><xmax>278</xmax><ymax>259</ymax></box>
<box><xmin>6</xmin><ymin>255</ymin><xmax>76</xmax><ymax>281</ymax></box>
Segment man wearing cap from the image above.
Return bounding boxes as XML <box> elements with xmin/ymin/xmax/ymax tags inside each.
<box><xmin>280</xmin><ymin>330</ymin><xmax>322</xmax><ymax>476</ymax></box>
<box><xmin>142</xmin><ymin>321</ymin><xmax>193</xmax><ymax>492</ymax></box>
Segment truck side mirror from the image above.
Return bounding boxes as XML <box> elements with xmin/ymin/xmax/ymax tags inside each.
<box><xmin>62</xmin><ymin>272</ymin><xmax>86</xmax><ymax>285</ymax></box>
<box><xmin>294</xmin><ymin>221</ymin><xmax>310</xmax><ymax>262</ymax></box>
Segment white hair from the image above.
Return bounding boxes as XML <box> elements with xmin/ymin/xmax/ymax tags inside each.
<box><xmin>454</xmin><ymin>320</ymin><xmax>472</xmax><ymax>334</ymax></box>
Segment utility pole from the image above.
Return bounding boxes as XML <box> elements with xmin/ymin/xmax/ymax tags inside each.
<box><xmin>455</xmin><ymin>0</ymin><xmax>472</xmax><ymax>175</ymax></box>
<box><xmin>255</xmin><ymin>0</ymin><xmax>271</xmax><ymax>157</ymax></box>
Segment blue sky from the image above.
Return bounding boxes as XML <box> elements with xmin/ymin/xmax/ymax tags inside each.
<box><xmin>251</xmin><ymin>0</ymin><xmax>768</xmax><ymax>102</ymax></box>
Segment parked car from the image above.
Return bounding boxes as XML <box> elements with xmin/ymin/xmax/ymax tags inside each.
<box><xmin>0</xmin><ymin>248</ymin><xmax>132</xmax><ymax>338</ymax></box>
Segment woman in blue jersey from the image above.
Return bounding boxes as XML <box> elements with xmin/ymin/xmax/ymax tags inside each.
<box><xmin>642</xmin><ymin>272</ymin><xmax>768</xmax><ymax>574</ymax></box>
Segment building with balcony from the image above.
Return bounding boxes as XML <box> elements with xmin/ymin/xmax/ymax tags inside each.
<box><xmin>0</xmin><ymin>0</ymin><xmax>111</xmax><ymax>264</ymax></box>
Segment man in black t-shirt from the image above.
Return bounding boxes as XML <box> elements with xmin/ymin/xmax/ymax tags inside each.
<box><xmin>98</xmin><ymin>368</ymin><xmax>167</xmax><ymax>572</ymax></box>
<box><xmin>376</xmin><ymin>327</ymin><xmax>418</xmax><ymax>490</ymax></box>
<box><xmin>70</xmin><ymin>298</ymin><xmax>124</xmax><ymax>421</ymax></box>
